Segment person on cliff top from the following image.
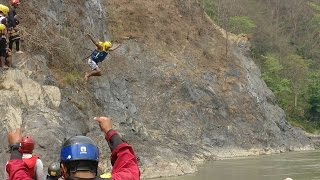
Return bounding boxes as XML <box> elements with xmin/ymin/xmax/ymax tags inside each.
<box><xmin>8</xmin><ymin>0</ymin><xmax>20</xmax><ymax>29</ymax></box>
<box><xmin>0</xmin><ymin>5</ymin><xmax>12</xmax><ymax>69</ymax></box>
<box><xmin>84</xmin><ymin>34</ymin><xmax>120</xmax><ymax>81</ymax></box>
<box><xmin>0</xmin><ymin>23</ymin><xmax>9</xmax><ymax>69</ymax></box>
<box><xmin>8</xmin><ymin>0</ymin><xmax>23</xmax><ymax>54</ymax></box>
<box><xmin>6</xmin><ymin>116</ymin><xmax>140</xmax><ymax>180</ymax></box>
<box><xmin>9</xmin><ymin>18</ymin><xmax>23</xmax><ymax>53</ymax></box>
<box><xmin>0</xmin><ymin>4</ymin><xmax>9</xmax><ymax>25</ymax></box>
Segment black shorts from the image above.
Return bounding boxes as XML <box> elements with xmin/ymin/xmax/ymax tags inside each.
<box><xmin>0</xmin><ymin>38</ymin><xmax>6</xmax><ymax>57</ymax></box>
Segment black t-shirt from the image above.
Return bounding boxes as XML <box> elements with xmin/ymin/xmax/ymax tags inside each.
<box><xmin>8</xmin><ymin>9</ymin><xmax>16</xmax><ymax>28</ymax></box>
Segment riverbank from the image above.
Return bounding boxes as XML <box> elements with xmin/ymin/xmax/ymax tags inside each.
<box><xmin>140</xmin><ymin>143</ymin><xmax>314</xmax><ymax>179</ymax></box>
<box><xmin>156</xmin><ymin>151</ymin><xmax>320</xmax><ymax>180</ymax></box>
<box><xmin>305</xmin><ymin>133</ymin><xmax>320</xmax><ymax>149</ymax></box>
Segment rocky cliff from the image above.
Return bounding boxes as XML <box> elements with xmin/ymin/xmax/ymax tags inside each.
<box><xmin>0</xmin><ymin>0</ymin><xmax>314</xmax><ymax>179</ymax></box>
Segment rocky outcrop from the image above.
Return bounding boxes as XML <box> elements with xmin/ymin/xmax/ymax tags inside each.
<box><xmin>0</xmin><ymin>67</ymin><xmax>65</xmax><ymax>178</ymax></box>
<box><xmin>0</xmin><ymin>0</ymin><xmax>314</xmax><ymax>179</ymax></box>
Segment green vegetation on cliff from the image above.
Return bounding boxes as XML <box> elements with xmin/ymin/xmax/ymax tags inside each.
<box><xmin>204</xmin><ymin>0</ymin><xmax>320</xmax><ymax>132</ymax></box>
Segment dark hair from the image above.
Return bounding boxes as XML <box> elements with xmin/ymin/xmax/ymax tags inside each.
<box><xmin>62</xmin><ymin>160</ymin><xmax>98</xmax><ymax>176</ymax></box>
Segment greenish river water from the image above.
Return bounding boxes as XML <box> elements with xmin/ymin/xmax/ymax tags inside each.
<box><xmin>159</xmin><ymin>151</ymin><xmax>320</xmax><ymax>180</ymax></box>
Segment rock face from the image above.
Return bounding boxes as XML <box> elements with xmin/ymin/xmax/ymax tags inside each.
<box><xmin>0</xmin><ymin>0</ymin><xmax>314</xmax><ymax>179</ymax></box>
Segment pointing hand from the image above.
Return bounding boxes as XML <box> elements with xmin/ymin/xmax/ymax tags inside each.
<box><xmin>8</xmin><ymin>128</ymin><xmax>22</xmax><ymax>145</ymax></box>
<box><xmin>95</xmin><ymin>117</ymin><xmax>113</xmax><ymax>134</ymax></box>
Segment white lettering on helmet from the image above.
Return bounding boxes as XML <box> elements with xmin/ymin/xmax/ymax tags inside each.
<box><xmin>80</xmin><ymin>146</ymin><xmax>87</xmax><ymax>154</ymax></box>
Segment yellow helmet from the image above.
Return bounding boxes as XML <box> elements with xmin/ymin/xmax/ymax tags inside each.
<box><xmin>0</xmin><ymin>4</ymin><xmax>9</xmax><ymax>16</ymax></box>
<box><xmin>0</xmin><ymin>24</ymin><xmax>6</xmax><ymax>31</ymax></box>
<box><xmin>99</xmin><ymin>41</ymin><xmax>112</xmax><ymax>52</ymax></box>
<box><xmin>100</xmin><ymin>173</ymin><xmax>112</xmax><ymax>179</ymax></box>
<box><xmin>103</xmin><ymin>41</ymin><xmax>112</xmax><ymax>49</ymax></box>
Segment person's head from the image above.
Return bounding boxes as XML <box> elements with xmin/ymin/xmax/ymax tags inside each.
<box><xmin>20</xmin><ymin>136</ymin><xmax>35</xmax><ymax>154</ymax></box>
<box><xmin>48</xmin><ymin>162</ymin><xmax>61</xmax><ymax>177</ymax></box>
<box><xmin>98</xmin><ymin>41</ymin><xmax>112</xmax><ymax>52</ymax></box>
<box><xmin>60</xmin><ymin>136</ymin><xmax>99</xmax><ymax>179</ymax></box>
<box><xmin>10</xmin><ymin>0</ymin><xmax>20</xmax><ymax>8</ymax></box>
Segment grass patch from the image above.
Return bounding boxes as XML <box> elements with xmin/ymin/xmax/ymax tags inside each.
<box><xmin>62</xmin><ymin>71</ymin><xmax>83</xmax><ymax>86</ymax></box>
<box><xmin>290</xmin><ymin>119</ymin><xmax>320</xmax><ymax>134</ymax></box>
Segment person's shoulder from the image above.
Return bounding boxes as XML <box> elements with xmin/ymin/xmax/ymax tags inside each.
<box><xmin>35</xmin><ymin>157</ymin><xmax>44</xmax><ymax>164</ymax></box>
<box><xmin>32</xmin><ymin>154</ymin><xmax>40</xmax><ymax>158</ymax></box>
<box><xmin>22</xmin><ymin>153</ymin><xmax>33</xmax><ymax>158</ymax></box>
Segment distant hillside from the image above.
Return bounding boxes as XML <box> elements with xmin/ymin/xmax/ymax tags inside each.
<box><xmin>205</xmin><ymin>0</ymin><xmax>320</xmax><ymax>132</ymax></box>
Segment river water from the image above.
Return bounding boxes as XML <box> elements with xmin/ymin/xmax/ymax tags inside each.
<box><xmin>159</xmin><ymin>151</ymin><xmax>320</xmax><ymax>180</ymax></box>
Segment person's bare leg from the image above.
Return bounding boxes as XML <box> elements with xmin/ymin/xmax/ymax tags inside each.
<box><xmin>6</xmin><ymin>54</ymin><xmax>12</xmax><ymax>67</ymax></box>
<box><xmin>1</xmin><ymin>56</ymin><xmax>8</xmax><ymax>69</ymax></box>
<box><xmin>85</xmin><ymin>67</ymin><xmax>102</xmax><ymax>81</ymax></box>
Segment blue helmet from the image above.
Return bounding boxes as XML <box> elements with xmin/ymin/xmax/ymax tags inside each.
<box><xmin>60</xmin><ymin>136</ymin><xmax>99</xmax><ymax>162</ymax></box>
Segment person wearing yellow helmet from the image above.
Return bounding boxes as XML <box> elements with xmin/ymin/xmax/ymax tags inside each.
<box><xmin>0</xmin><ymin>20</ymin><xmax>12</xmax><ymax>68</ymax></box>
<box><xmin>84</xmin><ymin>34</ymin><xmax>120</xmax><ymax>81</ymax></box>
<box><xmin>0</xmin><ymin>23</ymin><xmax>8</xmax><ymax>69</ymax></box>
<box><xmin>0</xmin><ymin>4</ymin><xmax>9</xmax><ymax>16</ymax></box>
<box><xmin>0</xmin><ymin>4</ymin><xmax>8</xmax><ymax>26</ymax></box>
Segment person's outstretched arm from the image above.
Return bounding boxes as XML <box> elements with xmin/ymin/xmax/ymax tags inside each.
<box><xmin>6</xmin><ymin>128</ymin><xmax>33</xmax><ymax>180</ymax></box>
<box><xmin>109</xmin><ymin>44</ymin><xmax>121</xmax><ymax>51</ymax></box>
<box><xmin>86</xmin><ymin>34</ymin><xmax>101</xmax><ymax>48</ymax></box>
<box><xmin>95</xmin><ymin>117</ymin><xmax>140</xmax><ymax>180</ymax></box>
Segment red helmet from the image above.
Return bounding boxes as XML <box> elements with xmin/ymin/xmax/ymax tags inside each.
<box><xmin>21</xmin><ymin>136</ymin><xmax>35</xmax><ymax>153</ymax></box>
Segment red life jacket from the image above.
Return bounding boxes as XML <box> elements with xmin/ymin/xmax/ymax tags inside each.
<box><xmin>22</xmin><ymin>155</ymin><xmax>39</xmax><ymax>179</ymax></box>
